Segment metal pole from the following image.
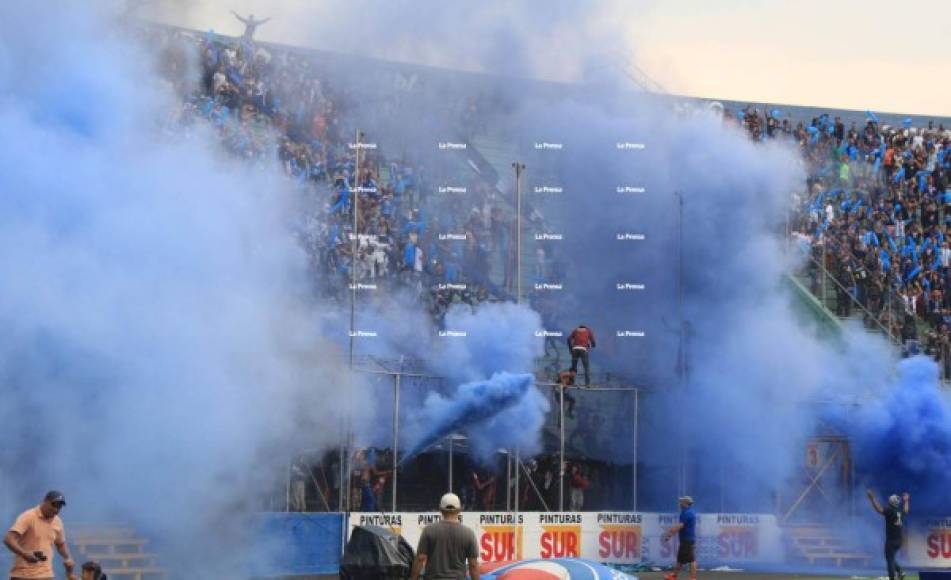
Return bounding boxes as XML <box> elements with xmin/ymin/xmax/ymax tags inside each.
<box><xmin>338</xmin><ymin>446</ymin><xmax>344</xmax><ymax>512</ymax></box>
<box><xmin>449</xmin><ymin>436</ymin><xmax>454</xmax><ymax>493</ymax></box>
<box><xmin>632</xmin><ymin>388</ymin><xmax>638</xmax><ymax>512</ymax></box>
<box><xmin>392</xmin><ymin>355</ymin><xmax>404</xmax><ymax>512</ymax></box>
<box><xmin>286</xmin><ymin>457</ymin><xmax>291</xmax><ymax>512</ymax></box>
<box><xmin>518</xmin><ymin>458</ymin><xmax>550</xmax><ymax>512</ymax></box>
<box><xmin>343</xmin><ymin>129</ymin><xmax>362</xmax><ymax>514</ymax></box>
<box><xmin>678</xmin><ymin>192</ymin><xmax>687</xmax><ymax>497</ymax></box>
<box><xmin>505</xmin><ymin>451</ymin><xmax>512</xmax><ymax>511</ymax></box>
<box><xmin>350</xmin><ymin>128</ymin><xmax>361</xmax><ymax>369</ymax></box>
<box><xmin>514</xmin><ymin>447</ymin><xmax>520</xmax><ymax>513</ymax></box>
<box><xmin>720</xmin><ymin>451</ymin><xmax>725</xmax><ymax>513</ymax></box>
<box><xmin>559</xmin><ymin>382</ymin><xmax>565</xmax><ymax>512</ymax></box>
<box><xmin>821</xmin><ymin>240</ymin><xmax>828</xmax><ymax>310</ymax></box>
<box><xmin>512</xmin><ymin>162</ymin><xmax>525</xmax><ymax>304</ymax></box>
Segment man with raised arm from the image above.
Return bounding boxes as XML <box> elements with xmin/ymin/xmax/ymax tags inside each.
<box><xmin>231</xmin><ymin>11</ymin><xmax>271</xmax><ymax>41</ymax></box>
<box><xmin>867</xmin><ymin>488</ymin><xmax>910</xmax><ymax>580</ymax></box>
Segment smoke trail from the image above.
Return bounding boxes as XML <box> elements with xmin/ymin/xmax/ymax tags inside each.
<box><xmin>0</xmin><ymin>2</ymin><xmax>365</xmax><ymax>575</ymax></box>
<box><xmin>400</xmin><ymin>372</ymin><xmax>549</xmax><ymax>465</ymax></box>
<box><xmin>390</xmin><ymin>302</ymin><xmax>549</xmax><ymax>464</ymax></box>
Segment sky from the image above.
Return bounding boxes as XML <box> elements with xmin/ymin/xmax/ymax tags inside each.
<box><xmin>146</xmin><ymin>0</ymin><xmax>951</xmax><ymax>117</ymax></box>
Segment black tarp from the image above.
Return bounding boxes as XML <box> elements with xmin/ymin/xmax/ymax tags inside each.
<box><xmin>340</xmin><ymin>525</ymin><xmax>415</xmax><ymax>579</ymax></box>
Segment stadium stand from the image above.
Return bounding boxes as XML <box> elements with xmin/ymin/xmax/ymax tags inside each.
<box><xmin>142</xmin><ymin>22</ymin><xmax>951</xmax><ymax>532</ymax></box>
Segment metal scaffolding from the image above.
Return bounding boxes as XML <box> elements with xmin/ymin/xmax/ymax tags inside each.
<box><xmin>292</xmin><ymin>354</ymin><xmax>642</xmax><ymax>514</ymax></box>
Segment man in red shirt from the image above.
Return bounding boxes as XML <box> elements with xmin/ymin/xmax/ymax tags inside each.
<box><xmin>4</xmin><ymin>491</ymin><xmax>76</xmax><ymax>580</ymax></box>
<box><xmin>567</xmin><ymin>325</ymin><xmax>596</xmax><ymax>386</ymax></box>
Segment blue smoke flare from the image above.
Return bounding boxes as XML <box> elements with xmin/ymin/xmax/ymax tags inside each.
<box><xmin>838</xmin><ymin>356</ymin><xmax>951</xmax><ymax>513</ymax></box>
<box><xmin>401</xmin><ymin>372</ymin><xmax>549</xmax><ymax>465</ymax></box>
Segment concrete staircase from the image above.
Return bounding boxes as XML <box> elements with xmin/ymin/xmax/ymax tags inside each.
<box><xmin>783</xmin><ymin>523</ymin><xmax>872</xmax><ymax>568</ymax></box>
<box><xmin>71</xmin><ymin>527</ymin><xmax>167</xmax><ymax>580</ymax></box>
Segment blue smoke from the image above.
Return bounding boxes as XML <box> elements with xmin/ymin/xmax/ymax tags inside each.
<box><xmin>401</xmin><ymin>372</ymin><xmax>549</xmax><ymax>465</ymax></box>
<box><xmin>0</xmin><ymin>3</ymin><xmax>365</xmax><ymax>576</ymax></box>
<box><xmin>836</xmin><ymin>356</ymin><xmax>951</xmax><ymax>513</ymax></box>
<box><xmin>430</xmin><ymin>302</ymin><xmax>544</xmax><ymax>383</ymax></box>
<box><xmin>395</xmin><ymin>302</ymin><xmax>550</xmax><ymax>465</ymax></box>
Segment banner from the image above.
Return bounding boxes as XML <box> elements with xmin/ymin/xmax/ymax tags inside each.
<box><xmin>908</xmin><ymin>517</ymin><xmax>951</xmax><ymax>567</ymax></box>
<box><xmin>348</xmin><ymin>512</ymin><xmax>782</xmax><ymax>566</ymax></box>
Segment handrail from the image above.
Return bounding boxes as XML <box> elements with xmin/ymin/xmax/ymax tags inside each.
<box><xmin>804</xmin><ymin>252</ymin><xmax>899</xmax><ymax>343</ymax></box>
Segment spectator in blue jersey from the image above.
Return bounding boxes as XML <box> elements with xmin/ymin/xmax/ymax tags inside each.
<box><xmin>662</xmin><ymin>495</ymin><xmax>697</xmax><ymax>580</ymax></box>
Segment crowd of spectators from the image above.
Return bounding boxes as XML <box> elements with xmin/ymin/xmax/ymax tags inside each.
<box><xmin>143</xmin><ymin>22</ymin><xmax>951</xmax><ymax>513</ymax></box>
<box><xmin>743</xmin><ymin>103</ymin><xmax>951</xmax><ymax>377</ymax></box>
<box><xmin>147</xmin><ymin>25</ymin><xmax>520</xmax><ymax>331</ymax></box>
<box><xmin>144</xmin><ymin>23</ymin><xmax>614</xmax><ymax>512</ymax></box>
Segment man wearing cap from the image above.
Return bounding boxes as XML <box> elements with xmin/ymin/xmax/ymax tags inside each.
<box><xmin>4</xmin><ymin>491</ymin><xmax>76</xmax><ymax>580</ymax></box>
<box><xmin>867</xmin><ymin>489</ymin><xmax>910</xmax><ymax>580</ymax></box>
<box><xmin>410</xmin><ymin>493</ymin><xmax>479</xmax><ymax>580</ymax></box>
<box><xmin>662</xmin><ymin>496</ymin><xmax>697</xmax><ymax>580</ymax></box>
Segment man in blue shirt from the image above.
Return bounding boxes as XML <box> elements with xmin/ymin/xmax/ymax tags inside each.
<box><xmin>662</xmin><ymin>495</ymin><xmax>697</xmax><ymax>580</ymax></box>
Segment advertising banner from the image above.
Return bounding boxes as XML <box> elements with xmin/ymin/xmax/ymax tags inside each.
<box><xmin>908</xmin><ymin>517</ymin><xmax>951</xmax><ymax>568</ymax></box>
<box><xmin>349</xmin><ymin>511</ymin><xmax>782</xmax><ymax>566</ymax></box>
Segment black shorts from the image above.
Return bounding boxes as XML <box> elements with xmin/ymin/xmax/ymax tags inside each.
<box><xmin>677</xmin><ymin>540</ymin><xmax>696</xmax><ymax>564</ymax></box>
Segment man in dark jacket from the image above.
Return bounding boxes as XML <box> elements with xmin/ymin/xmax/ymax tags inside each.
<box><xmin>567</xmin><ymin>325</ymin><xmax>596</xmax><ymax>385</ymax></box>
<box><xmin>867</xmin><ymin>489</ymin><xmax>909</xmax><ymax>580</ymax></box>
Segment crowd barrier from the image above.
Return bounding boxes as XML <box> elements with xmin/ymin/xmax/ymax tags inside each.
<box><xmin>349</xmin><ymin>512</ymin><xmax>783</xmax><ymax>567</ymax></box>
<box><xmin>244</xmin><ymin>511</ymin><xmax>951</xmax><ymax>573</ymax></box>
<box><xmin>911</xmin><ymin>518</ymin><xmax>951</xmax><ymax>568</ymax></box>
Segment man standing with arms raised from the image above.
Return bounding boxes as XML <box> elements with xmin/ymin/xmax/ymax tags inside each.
<box><xmin>867</xmin><ymin>489</ymin><xmax>910</xmax><ymax>580</ymax></box>
<box><xmin>410</xmin><ymin>493</ymin><xmax>479</xmax><ymax>580</ymax></box>
<box><xmin>4</xmin><ymin>490</ymin><xmax>76</xmax><ymax>580</ymax></box>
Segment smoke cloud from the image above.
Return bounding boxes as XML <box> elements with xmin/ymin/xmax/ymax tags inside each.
<box><xmin>6</xmin><ymin>2</ymin><xmax>950</xmax><ymax>578</ymax></box>
<box><xmin>401</xmin><ymin>372</ymin><xmax>549</xmax><ymax>465</ymax></box>
<box><xmin>0</xmin><ymin>1</ymin><xmax>364</xmax><ymax>575</ymax></box>
<box><xmin>395</xmin><ymin>302</ymin><xmax>548</xmax><ymax>464</ymax></box>
<box><xmin>840</xmin><ymin>356</ymin><xmax>951</xmax><ymax>514</ymax></box>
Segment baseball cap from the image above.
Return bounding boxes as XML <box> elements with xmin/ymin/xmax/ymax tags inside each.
<box><xmin>44</xmin><ymin>490</ymin><xmax>66</xmax><ymax>506</ymax></box>
<box><xmin>439</xmin><ymin>493</ymin><xmax>461</xmax><ymax>512</ymax></box>
<box><xmin>678</xmin><ymin>495</ymin><xmax>694</xmax><ymax>505</ymax></box>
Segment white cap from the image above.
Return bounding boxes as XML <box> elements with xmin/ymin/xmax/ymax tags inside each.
<box><xmin>679</xmin><ymin>495</ymin><xmax>694</xmax><ymax>505</ymax></box>
<box><xmin>439</xmin><ymin>492</ymin><xmax>461</xmax><ymax>512</ymax></box>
